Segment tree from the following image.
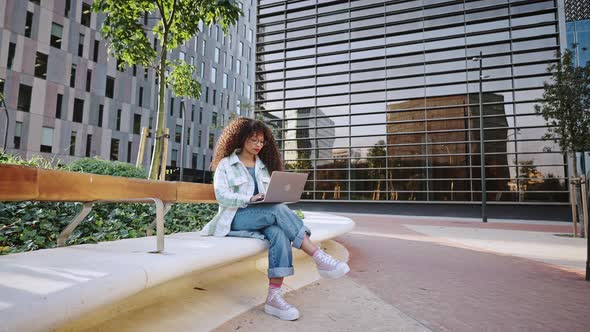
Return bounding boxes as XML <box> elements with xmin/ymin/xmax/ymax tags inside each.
<box><xmin>536</xmin><ymin>48</ymin><xmax>590</xmax><ymax>235</ymax></box>
<box><xmin>92</xmin><ymin>0</ymin><xmax>241</xmax><ymax>180</ymax></box>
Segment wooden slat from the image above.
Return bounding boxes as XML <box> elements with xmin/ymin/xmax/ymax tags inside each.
<box><xmin>0</xmin><ymin>164</ymin><xmax>39</xmax><ymax>201</ymax></box>
<box><xmin>37</xmin><ymin>169</ymin><xmax>177</xmax><ymax>202</ymax></box>
<box><xmin>175</xmin><ymin>182</ymin><xmax>216</xmax><ymax>203</ymax></box>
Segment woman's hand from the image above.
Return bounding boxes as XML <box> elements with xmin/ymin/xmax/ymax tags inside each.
<box><xmin>250</xmin><ymin>193</ymin><xmax>265</xmax><ymax>202</ymax></box>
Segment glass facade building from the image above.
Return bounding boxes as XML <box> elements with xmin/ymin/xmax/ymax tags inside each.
<box><xmin>256</xmin><ymin>0</ymin><xmax>569</xmax><ymax>205</ymax></box>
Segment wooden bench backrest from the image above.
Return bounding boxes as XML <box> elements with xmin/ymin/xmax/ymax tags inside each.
<box><xmin>0</xmin><ymin>164</ymin><xmax>216</xmax><ymax>203</ymax></box>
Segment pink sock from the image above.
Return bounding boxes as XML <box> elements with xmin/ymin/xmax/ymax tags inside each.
<box><xmin>269</xmin><ymin>281</ymin><xmax>282</xmax><ymax>289</ymax></box>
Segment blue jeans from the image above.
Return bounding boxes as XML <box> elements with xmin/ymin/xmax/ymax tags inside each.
<box><xmin>231</xmin><ymin>203</ymin><xmax>311</xmax><ymax>278</ymax></box>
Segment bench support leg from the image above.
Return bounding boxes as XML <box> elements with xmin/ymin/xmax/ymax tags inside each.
<box><xmin>149</xmin><ymin>199</ymin><xmax>167</xmax><ymax>253</ymax></box>
<box><xmin>58</xmin><ymin>202</ymin><xmax>94</xmax><ymax>247</ymax></box>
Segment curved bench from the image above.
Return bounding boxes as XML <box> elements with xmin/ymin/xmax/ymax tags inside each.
<box><xmin>0</xmin><ymin>212</ymin><xmax>355</xmax><ymax>332</ymax></box>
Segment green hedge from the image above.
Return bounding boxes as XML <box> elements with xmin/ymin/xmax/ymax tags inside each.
<box><xmin>0</xmin><ymin>153</ymin><xmax>217</xmax><ymax>255</ymax></box>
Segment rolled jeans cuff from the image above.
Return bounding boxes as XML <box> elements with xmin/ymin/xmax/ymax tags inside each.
<box><xmin>268</xmin><ymin>266</ymin><xmax>294</xmax><ymax>278</ymax></box>
<box><xmin>292</xmin><ymin>225</ymin><xmax>311</xmax><ymax>249</ymax></box>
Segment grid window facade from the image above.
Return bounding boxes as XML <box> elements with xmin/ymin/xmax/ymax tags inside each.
<box><xmin>256</xmin><ymin>0</ymin><xmax>565</xmax><ymax>204</ymax></box>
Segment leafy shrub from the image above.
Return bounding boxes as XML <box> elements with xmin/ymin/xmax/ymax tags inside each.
<box><xmin>0</xmin><ymin>154</ymin><xmax>217</xmax><ymax>255</ymax></box>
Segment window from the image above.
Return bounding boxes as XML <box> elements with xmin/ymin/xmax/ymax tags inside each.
<box><xmin>213</xmin><ymin>89</ymin><xmax>217</xmax><ymax>105</ymax></box>
<box><xmin>41</xmin><ymin>127</ymin><xmax>54</xmax><ymax>153</ymax></box>
<box><xmin>86</xmin><ymin>134</ymin><xmax>92</xmax><ymax>157</ymax></box>
<box><xmin>14</xmin><ymin>121</ymin><xmax>22</xmax><ymax>149</ymax></box>
<box><xmin>17</xmin><ymin>84</ymin><xmax>32</xmax><ymax>112</ymax></box>
<box><xmin>191</xmin><ymin>105</ymin><xmax>195</xmax><ymax>121</ymax></box>
<box><xmin>240</xmin><ymin>42</ymin><xmax>244</xmax><ymax>57</ymax></box>
<box><xmin>81</xmin><ymin>3</ymin><xmax>91</xmax><ymax>27</ymax></box>
<box><xmin>70</xmin><ymin>64</ymin><xmax>76</xmax><ymax>88</ymax></box>
<box><xmin>211</xmin><ymin>67</ymin><xmax>217</xmax><ymax>83</ymax></box>
<box><xmin>236</xmin><ymin>59</ymin><xmax>241</xmax><ymax>75</ymax></box>
<box><xmin>223</xmin><ymin>73</ymin><xmax>228</xmax><ymax>89</ymax></box>
<box><xmin>192</xmin><ymin>153</ymin><xmax>197</xmax><ymax>169</ymax></box>
<box><xmin>73</xmin><ymin>98</ymin><xmax>84</xmax><ymax>123</ymax></box>
<box><xmin>65</xmin><ymin>0</ymin><xmax>71</xmax><ymax>17</ymax></box>
<box><xmin>133</xmin><ymin>113</ymin><xmax>141</xmax><ymax>134</ymax></box>
<box><xmin>201</xmin><ymin>40</ymin><xmax>206</xmax><ymax>56</ymax></box>
<box><xmin>248</xmin><ymin>29</ymin><xmax>253</xmax><ymax>43</ymax></box>
<box><xmin>93</xmin><ymin>40</ymin><xmax>99</xmax><ymax>62</ymax></box>
<box><xmin>127</xmin><ymin>141</ymin><xmax>132</xmax><ymax>163</ymax></box>
<box><xmin>106</xmin><ymin>76</ymin><xmax>114</xmax><ymax>98</ymax></box>
<box><xmin>179</xmin><ymin>51</ymin><xmax>185</xmax><ymax>62</ymax></box>
<box><xmin>98</xmin><ymin>104</ymin><xmax>104</xmax><ymax>127</ymax></box>
<box><xmin>170</xmin><ymin>97</ymin><xmax>174</xmax><ymax>116</ymax></box>
<box><xmin>7</xmin><ymin>43</ymin><xmax>16</xmax><ymax>69</ymax></box>
<box><xmin>199</xmin><ymin>107</ymin><xmax>203</xmax><ymax>124</ymax></box>
<box><xmin>78</xmin><ymin>33</ymin><xmax>84</xmax><ymax>56</ymax></box>
<box><xmin>138</xmin><ymin>87</ymin><xmax>144</xmax><ymax>107</ymax></box>
<box><xmin>209</xmin><ymin>133</ymin><xmax>215</xmax><ymax>149</ymax></box>
<box><xmin>212</xmin><ymin>111</ymin><xmax>218</xmax><ymax>126</ymax></box>
<box><xmin>175</xmin><ymin>125</ymin><xmax>182</xmax><ymax>143</ymax></box>
<box><xmin>187</xmin><ymin>128</ymin><xmax>191</xmax><ymax>145</ymax></box>
<box><xmin>69</xmin><ymin>131</ymin><xmax>77</xmax><ymax>156</ymax></box>
<box><xmin>110</xmin><ymin>138</ymin><xmax>119</xmax><ymax>160</ymax></box>
<box><xmin>171</xmin><ymin>149</ymin><xmax>178</xmax><ymax>168</ymax></box>
<box><xmin>132</xmin><ymin>65</ymin><xmax>137</xmax><ymax>76</ymax></box>
<box><xmin>200</xmin><ymin>62</ymin><xmax>205</xmax><ymax>78</ymax></box>
<box><xmin>34</xmin><ymin>52</ymin><xmax>48</xmax><ymax>79</ymax></box>
<box><xmin>240</xmin><ymin>81</ymin><xmax>244</xmax><ymax>96</ymax></box>
<box><xmin>233</xmin><ymin>78</ymin><xmax>237</xmax><ymax>92</ymax></box>
<box><xmin>215</xmin><ymin>47</ymin><xmax>220</xmax><ymax>63</ymax></box>
<box><xmin>144</xmin><ymin>67</ymin><xmax>148</xmax><ymax>79</ymax></box>
<box><xmin>116</xmin><ymin>109</ymin><xmax>122</xmax><ymax>130</ymax></box>
<box><xmin>198</xmin><ymin>130</ymin><xmax>202</xmax><ymax>146</ymax></box>
<box><xmin>247</xmin><ymin>85</ymin><xmax>251</xmax><ymax>100</ymax></box>
<box><xmin>205</xmin><ymin>87</ymin><xmax>209</xmax><ymax>103</ymax></box>
<box><xmin>86</xmin><ymin>69</ymin><xmax>92</xmax><ymax>92</ymax></box>
<box><xmin>53</xmin><ymin>93</ymin><xmax>63</xmax><ymax>119</ymax></box>
<box><xmin>25</xmin><ymin>11</ymin><xmax>33</xmax><ymax>38</ymax></box>
<box><xmin>51</xmin><ymin>23</ymin><xmax>63</xmax><ymax>48</ymax></box>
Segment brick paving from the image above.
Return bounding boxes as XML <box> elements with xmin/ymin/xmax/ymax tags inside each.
<box><xmin>337</xmin><ymin>214</ymin><xmax>590</xmax><ymax>332</ymax></box>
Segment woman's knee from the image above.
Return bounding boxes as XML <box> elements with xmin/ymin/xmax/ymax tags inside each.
<box><xmin>263</xmin><ymin>225</ymin><xmax>288</xmax><ymax>243</ymax></box>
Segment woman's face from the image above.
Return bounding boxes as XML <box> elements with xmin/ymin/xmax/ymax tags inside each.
<box><xmin>242</xmin><ymin>131</ymin><xmax>265</xmax><ymax>156</ymax></box>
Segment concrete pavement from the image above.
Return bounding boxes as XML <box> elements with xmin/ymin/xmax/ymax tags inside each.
<box><xmin>217</xmin><ymin>213</ymin><xmax>590</xmax><ymax>332</ymax></box>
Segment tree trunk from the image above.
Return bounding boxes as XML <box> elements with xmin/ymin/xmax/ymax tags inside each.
<box><xmin>149</xmin><ymin>43</ymin><xmax>168</xmax><ymax>180</ymax></box>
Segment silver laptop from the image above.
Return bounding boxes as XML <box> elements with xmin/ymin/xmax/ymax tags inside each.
<box><xmin>250</xmin><ymin>171</ymin><xmax>309</xmax><ymax>204</ymax></box>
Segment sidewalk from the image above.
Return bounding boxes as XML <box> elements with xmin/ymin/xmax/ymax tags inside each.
<box><xmin>216</xmin><ymin>213</ymin><xmax>590</xmax><ymax>332</ymax></box>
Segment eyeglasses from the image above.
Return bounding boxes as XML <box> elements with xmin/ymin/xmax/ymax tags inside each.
<box><xmin>248</xmin><ymin>137</ymin><xmax>265</xmax><ymax>146</ymax></box>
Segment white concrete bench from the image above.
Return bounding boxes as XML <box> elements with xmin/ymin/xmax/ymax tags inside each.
<box><xmin>0</xmin><ymin>212</ymin><xmax>354</xmax><ymax>332</ymax></box>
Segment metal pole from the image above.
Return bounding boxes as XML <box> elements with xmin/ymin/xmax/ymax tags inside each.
<box><xmin>478</xmin><ymin>51</ymin><xmax>487</xmax><ymax>222</ymax></box>
<box><xmin>179</xmin><ymin>100</ymin><xmax>185</xmax><ymax>182</ymax></box>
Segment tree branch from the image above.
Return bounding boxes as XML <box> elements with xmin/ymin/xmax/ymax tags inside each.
<box><xmin>167</xmin><ymin>0</ymin><xmax>178</xmax><ymax>30</ymax></box>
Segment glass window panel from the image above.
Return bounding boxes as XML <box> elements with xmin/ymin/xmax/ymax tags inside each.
<box><xmin>287</xmin><ymin>8</ymin><xmax>316</xmax><ymax>20</ymax></box>
<box><xmin>465</xmin><ymin>7</ymin><xmax>509</xmax><ymax>21</ymax></box>
<box><xmin>351</xmin><ymin>69</ymin><xmax>385</xmax><ymax>81</ymax></box>
<box><xmin>351</xmin><ymin>102</ymin><xmax>387</xmax><ymax>114</ymax></box>
<box><xmin>287</xmin><ymin>37</ymin><xmax>316</xmax><ymax>48</ymax></box>
<box><xmin>511</xmin><ymin>13</ymin><xmax>556</xmax><ymax>27</ymax></box>
<box><xmin>386</xmin><ymin>8</ymin><xmax>423</xmax><ymax>22</ymax></box>
<box><xmin>466</xmin><ymin>31</ymin><xmax>510</xmax><ymax>44</ymax></box>
<box><xmin>317</xmin><ymin>63</ymin><xmax>349</xmax><ymax>75</ymax></box>
<box><xmin>318</xmin><ymin>42</ymin><xmax>350</xmax><ymax>54</ymax></box>
<box><xmin>317</xmin><ymin>95</ymin><xmax>348</xmax><ymax>106</ymax></box>
<box><xmin>512</xmin><ymin>25</ymin><xmax>557</xmax><ymax>39</ymax></box>
<box><xmin>317</xmin><ymin>73</ymin><xmax>349</xmax><ymax>85</ymax></box>
<box><xmin>426</xmin><ymin>84</ymin><xmax>467</xmax><ymax>97</ymax></box>
<box><xmin>424</xmin><ymin>49</ymin><xmax>465</xmax><ymax>62</ymax></box>
<box><xmin>388</xmin><ymin>76</ymin><xmax>424</xmax><ymax>89</ymax></box>
<box><xmin>350</xmin><ymin>113</ymin><xmax>386</xmax><ymax>125</ymax></box>
<box><xmin>513</xmin><ymin>76</ymin><xmax>550</xmax><ymax>89</ymax></box>
<box><xmin>351</xmin><ymin>135</ymin><xmax>387</xmax><ymax>146</ymax></box>
<box><xmin>286</xmin><ymin>77</ymin><xmax>315</xmax><ymax>88</ymax></box>
<box><xmin>287</xmin><ymin>28</ymin><xmax>315</xmax><ymax>39</ymax></box>
<box><xmin>286</xmin><ymin>87</ymin><xmax>314</xmax><ymax>99</ymax></box>
<box><xmin>426</xmin><ymin>72</ymin><xmax>467</xmax><ymax>85</ymax></box>
<box><xmin>286</xmin><ymin>57</ymin><xmax>315</xmax><ymax>68</ymax></box>
<box><xmin>318</xmin><ymin>22</ymin><xmax>349</xmax><ymax>34</ymax></box>
<box><xmin>513</xmin><ymin>64</ymin><xmax>550</xmax><ymax>76</ymax></box>
<box><xmin>512</xmin><ymin>37</ymin><xmax>557</xmax><ymax>52</ymax></box>
<box><xmin>351</xmin><ymin>91</ymin><xmax>386</xmax><ymax>103</ymax></box>
<box><xmin>425</xmin><ymin>37</ymin><xmax>465</xmax><ymax>51</ymax></box>
<box><xmin>351</xmin><ymin>124</ymin><xmax>386</xmax><ymax>137</ymax></box>
<box><xmin>351</xmin><ymin>81</ymin><xmax>385</xmax><ymax>93</ymax></box>
<box><xmin>465</xmin><ymin>0</ymin><xmax>507</xmax><ymax>10</ymax></box>
<box><xmin>259</xmin><ymin>42</ymin><xmax>286</xmax><ymax>53</ymax></box>
<box><xmin>318</xmin><ymin>12</ymin><xmax>349</xmax><ymax>24</ymax></box>
<box><xmin>287</xmin><ymin>47</ymin><xmax>316</xmax><ymax>58</ymax></box>
<box><xmin>351</xmin><ymin>38</ymin><xmax>384</xmax><ymax>50</ymax></box>
<box><xmin>386</xmin><ymin>43</ymin><xmax>424</xmax><ymax>56</ymax></box>
<box><xmin>317</xmin><ymin>115</ymin><xmax>350</xmax><ymax>126</ymax></box>
<box><xmin>318</xmin><ymin>53</ymin><xmax>349</xmax><ymax>65</ymax></box>
<box><xmin>285</xmin><ymin>97</ymin><xmax>315</xmax><ymax>108</ymax></box>
<box><xmin>351</xmin><ymin>58</ymin><xmax>384</xmax><ymax>71</ymax></box>
<box><xmin>467</xmin><ymin>42</ymin><xmax>511</xmax><ymax>56</ymax></box>
<box><xmin>510</xmin><ymin>1</ymin><xmax>555</xmax><ymax>15</ymax></box>
<box><xmin>317</xmin><ymin>105</ymin><xmax>349</xmax><ymax>116</ymax></box>
<box><xmin>386</xmin><ymin>64</ymin><xmax>424</xmax><ymax>77</ymax></box>
<box><xmin>388</xmin><ymin>87</ymin><xmax>425</xmax><ymax>100</ymax></box>
<box><xmin>286</xmin><ymin>67</ymin><xmax>315</xmax><ymax>78</ymax></box>
<box><xmin>514</xmin><ymin>89</ymin><xmax>543</xmax><ymax>102</ymax></box>
<box><xmin>513</xmin><ymin>50</ymin><xmax>557</xmax><ymax>64</ymax></box>
<box><xmin>386</xmin><ymin>32</ymin><xmax>424</xmax><ymax>45</ymax></box>
<box><xmin>318</xmin><ymin>84</ymin><xmax>350</xmax><ymax>95</ymax></box>
<box><xmin>318</xmin><ymin>2</ymin><xmax>349</xmax><ymax>14</ymax></box>
<box><xmin>466</xmin><ymin>19</ymin><xmax>509</xmax><ymax>33</ymax></box>
<box><xmin>424</xmin><ymin>25</ymin><xmax>465</xmax><ymax>39</ymax></box>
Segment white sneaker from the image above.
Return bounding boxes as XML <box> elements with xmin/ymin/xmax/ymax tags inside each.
<box><xmin>313</xmin><ymin>249</ymin><xmax>350</xmax><ymax>279</ymax></box>
<box><xmin>264</xmin><ymin>288</ymin><xmax>299</xmax><ymax>321</ymax></box>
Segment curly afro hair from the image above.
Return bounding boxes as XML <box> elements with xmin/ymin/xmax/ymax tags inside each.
<box><xmin>211</xmin><ymin>116</ymin><xmax>284</xmax><ymax>173</ymax></box>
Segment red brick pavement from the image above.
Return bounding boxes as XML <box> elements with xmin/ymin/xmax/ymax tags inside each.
<box><xmin>335</xmin><ymin>214</ymin><xmax>590</xmax><ymax>332</ymax></box>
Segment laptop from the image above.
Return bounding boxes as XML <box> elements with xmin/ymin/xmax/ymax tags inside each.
<box><xmin>249</xmin><ymin>171</ymin><xmax>309</xmax><ymax>204</ymax></box>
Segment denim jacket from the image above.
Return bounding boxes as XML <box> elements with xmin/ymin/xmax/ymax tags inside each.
<box><xmin>200</xmin><ymin>151</ymin><xmax>271</xmax><ymax>237</ymax></box>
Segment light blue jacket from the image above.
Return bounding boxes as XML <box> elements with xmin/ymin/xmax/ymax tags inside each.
<box><xmin>200</xmin><ymin>151</ymin><xmax>271</xmax><ymax>238</ymax></box>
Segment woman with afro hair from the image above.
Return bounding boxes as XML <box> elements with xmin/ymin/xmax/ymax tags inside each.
<box><xmin>200</xmin><ymin>116</ymin><xmax>349</xmax><ymax>321</ymax></box>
